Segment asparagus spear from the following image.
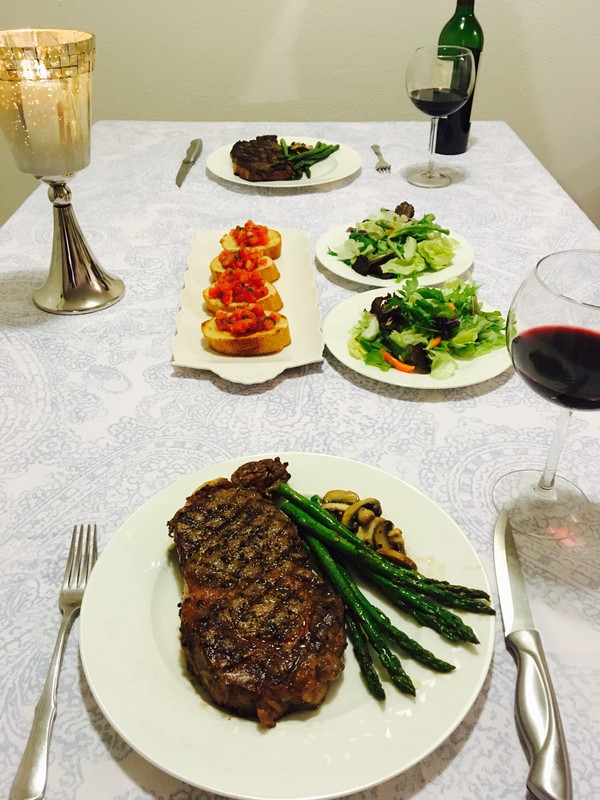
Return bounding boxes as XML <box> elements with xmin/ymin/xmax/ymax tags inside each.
<box><xmin>363</xmin><ymin>569</ymin><xmax>480</xmax><ymax>645</ymax></box>
<box><xmin>303</xmin><ymin>535</ymin><xmax>416</xmax><ymax>696</ymax></box>
<box><xmin>345</xmin><ymin>614</ymin><xmax>386</xmax><ymax>701</ymax></box>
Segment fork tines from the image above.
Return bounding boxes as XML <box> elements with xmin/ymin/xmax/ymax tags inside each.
<box><xmin>371</xmin><ymin>144</ymin><xmax>391</xmax><ymax>172</ymax></box>
<box><xmin>66</xmin><ymin>524</ymin><xmax>98</xmax><ymax>586</ymax></box>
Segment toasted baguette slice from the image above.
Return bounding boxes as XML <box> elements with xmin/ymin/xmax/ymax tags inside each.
<box><xmin>202</xmin><ymin>281</ymin><xmax>283</xmax><ymax>313</ymax></box>
<box><xmin>220</xmin><ymin>228</ymin><xmax>282</xmax><ymax>260</ymax></box>
<box><xmin>210</xmin><ymin>254</ymin><xmax>280</xmax><ymax>283</ymax></box>
<box><xmin>202</xmin><ymin>314</ymin><xmax>291</xmax><ymax>356</ymax></box>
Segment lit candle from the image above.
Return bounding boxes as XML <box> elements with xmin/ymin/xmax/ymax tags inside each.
<box><xmin>0</xmin><ymin>29</ymin><xmax>94</xmax><ymax>177</ymax></box>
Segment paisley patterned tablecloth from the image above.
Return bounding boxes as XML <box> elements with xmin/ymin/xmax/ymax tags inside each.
<box><xmin>1</xmin><ymin>120</ymin><xmax>599</xmax><ymax>800</ymax></box>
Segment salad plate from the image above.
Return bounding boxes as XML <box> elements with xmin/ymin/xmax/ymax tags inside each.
<box><xmin>80</xmin><ymin>452</ymin><xmax>494</xmax><ymax>800</ymax></box>
<box><xmin>315</xmin><ymin>224</ymin><xmax>474</xmax><ymax>288</ymax></box>
<box><xmin>324</xmin><ymin>288</ymin><xmax>512</xmax><ymax>389</ymax></box>
<box><xmin>172</xmin><ymin>228</ymin><xmax>324</xmax><ymax>384</ymax></box>
<box><xmin>206</xmin><ymin>137</ymin><xmax>362</xmax><ymax>187</ymax></box>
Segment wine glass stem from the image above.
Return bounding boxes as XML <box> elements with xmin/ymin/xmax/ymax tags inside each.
<box><xmin>426</xmin><ymin>117</ymin><xmax>439</xmax><ymax>178</ymax></box>
<box><xmin>536</xmin><ymin>406</ymin><xmax>572</xmax><ymax>497</ymax></box>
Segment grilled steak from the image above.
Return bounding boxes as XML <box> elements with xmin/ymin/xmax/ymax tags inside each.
<box><xmin>230</xmin><ymin>135</ymin><xmax>294</xmax><ymax>182</ymax></box>
<box><xmin>168</xmin><ymin>463</ymin><xmax>346</xmax><ymax>727</ymax></box>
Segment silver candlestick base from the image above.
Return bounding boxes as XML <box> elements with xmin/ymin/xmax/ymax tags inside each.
<box><xmin>32</xmin><ymin>178</ymin><xmax>125</xmax><ymax>314</ymax></box>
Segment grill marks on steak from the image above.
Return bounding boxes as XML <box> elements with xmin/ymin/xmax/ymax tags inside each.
<box><xmin>230</xmin><ymin>135</ymin><xmax>294</xmax><ymax>182</ymax></box>
<box><xmin>168</xmin><ymin>476</ymin><xmax>345</xmax><ymax>727</ymax></box>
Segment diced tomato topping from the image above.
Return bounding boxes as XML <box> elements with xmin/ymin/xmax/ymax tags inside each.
<box><xmin>218</xmin><ymin>246</ymin><xmax>268</xmax><ymax>272</ymax></box>
<box><xmin>215</xmin><ymin>304</ymin><xmax>280</xmax><ymax>336</ymax></box>
<box><xmin>229</xmin><ymin>220</ymin><xmax>269</xmax><ymax>248</ymax></box>
<box><xmin>208</xmin><ymin>268</ymin><xmax>268</xmax><ymax>305</ymax></box>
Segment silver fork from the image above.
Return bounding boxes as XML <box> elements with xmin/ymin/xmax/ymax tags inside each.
<box><xmin>10</xmin><ymin>524</ymin><xmax>98</xmax><ymax>800</ymax></box>
<box><xmin>371</xmin><ymin>144</ymin><xmax>391</xmax><ymax>172</ymax></box>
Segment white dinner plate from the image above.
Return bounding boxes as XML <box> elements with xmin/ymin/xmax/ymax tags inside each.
<box><xmin>172</xmin><ymin>228</ymin><xmax>324</xmax><ymax>384</ymax></box>
<box><xmin>315</xmin><ymin>224</ymin><xmax>474</xmax><ymax>287</ymax></box>
<box><xmin>80</xmin><ymin>452</ymin><xmax>495</xmax><ymax>800</ymax></box>
<box><xmin>324</xmin><ymin>288</ymin><xmax>512</xmax><ymax>389</ymax></box>
<box><xmin>206</xmin><ymin>137</ymin><xmax>362</xmax><ymax>187</ymax></box>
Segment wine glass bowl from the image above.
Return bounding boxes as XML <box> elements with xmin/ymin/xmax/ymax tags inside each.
<box><xmin>493</xmin><ymin>250</ymin><xmax>600</xmax><ymax>536</ymax></box>
<box><xmin>405</xmin><ymin>45</ymin><xmax>475</xmax><ymax>188</ymax></box>
<box><xmin>509</xmin><ymin>260</ymin><xmax>600</xmax><ymax>411</ymax></box>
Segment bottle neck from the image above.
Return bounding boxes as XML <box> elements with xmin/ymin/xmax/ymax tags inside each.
<box><xmin>453</xmin><ymin>3</ymin><xmax>478</xmax><ymax>27</ymax></box>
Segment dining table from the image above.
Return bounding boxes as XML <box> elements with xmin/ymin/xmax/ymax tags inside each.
<box><xmin>1</xmin><ymin>119</ymin><xmax>599</xmax><ymax>800</ymax></box>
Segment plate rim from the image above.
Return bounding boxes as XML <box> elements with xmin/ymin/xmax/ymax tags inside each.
<box><xmin>79</xmin><ymin>452</ymin><xmax>495</xmax><ymax>800</ymax></box>
<box><xmin>206</xmin><ymin>136</ymin><xmax>362</xmax><ymax>188</ymax></box>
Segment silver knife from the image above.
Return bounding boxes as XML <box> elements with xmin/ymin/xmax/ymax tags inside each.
<box><xmin>175</xmin><ymin>138</ymin><xmax>203</xmax><ymax>187</ymax></box>
<box><xmin>493</xmin><ymin>511</ymin><xmax>572</xmax><ymax>800</ymax></box>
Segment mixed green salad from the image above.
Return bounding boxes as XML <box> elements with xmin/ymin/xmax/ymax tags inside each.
<box><xmin>330</xmin><ymin>203</ymin><xmax>458</xmax><ymax>281</ymax></box>
<box><xmin>349</xmin><ymin>278</ymin><xmax>506</xmax><ymax>379</ymax></box>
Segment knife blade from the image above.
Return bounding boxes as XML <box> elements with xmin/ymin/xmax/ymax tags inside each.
<box><xmin>493</xmin><ymin>511</ymin><xmax>572</xmax><ymax>800</ymax></box>
<box><xmin>175</xmin><ymin>138</ymin><xmax>203</xmax><ymax>187</ymax></box>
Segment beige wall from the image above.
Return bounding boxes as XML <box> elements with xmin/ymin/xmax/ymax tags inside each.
<box><xmin>1</xmin><ymin>0</ymin><xmax>599</xmax><ymax>227</ymax></box>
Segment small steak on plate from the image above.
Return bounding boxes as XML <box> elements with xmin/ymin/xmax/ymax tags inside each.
<box><xmin>230</xmin><ymin>135</ymin><xmax>294</xmax><ymax>182</ymax></box>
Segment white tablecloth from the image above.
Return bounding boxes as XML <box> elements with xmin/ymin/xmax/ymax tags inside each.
<box><xmin>1</xmin><ymin>120</ymin><xmax>599</xmax><ymax>800</ymax></box>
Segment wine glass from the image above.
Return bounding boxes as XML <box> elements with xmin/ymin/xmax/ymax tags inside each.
<box><xmin>405</xmin><ymin>45</ymin><xmax>475</xmax><ymax>188</ymax></box>
<box><xmin>493</xmin><ymin>250</ymin><xmax>600</xmax><ymax>538</ymax></box>
<box><xmin>0</xmin><ymin>28</ymin><xmax>124</xmax><ymax>314</ymax></box>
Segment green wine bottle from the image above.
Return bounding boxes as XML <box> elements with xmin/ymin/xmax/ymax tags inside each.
<box><xmin>435</xmin><ymin>0</ymin><xmax>484</xmax><ymax>155</ymax></box>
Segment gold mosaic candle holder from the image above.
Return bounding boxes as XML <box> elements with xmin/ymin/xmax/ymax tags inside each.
<box><xmin>0</xmin><ymin>29</ymin><xmax>124</xmax><ymax>314</ymax></box>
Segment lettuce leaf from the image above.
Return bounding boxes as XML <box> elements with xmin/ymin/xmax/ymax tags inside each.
<box><xmin>417</xmin><ymin>235</ymin><xmax>456</xmax><ymax>269</ymax></box>
<box><xmin>429</xmin><ymin>350</ymin><xmax>457</xmax><ymax>379</ymax></box>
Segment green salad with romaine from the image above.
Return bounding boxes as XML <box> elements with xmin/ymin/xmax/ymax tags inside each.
<box><xmin>330</xmin><ymin>203</ymin><xmax>458</xmax><ymax>281</ymax></box>
<box><xmin>349</xmin><ymin>278</ymin><xmax>506</xmax><ymax>379</ymax></box>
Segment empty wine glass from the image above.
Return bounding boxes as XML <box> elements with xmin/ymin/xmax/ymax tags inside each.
<box><xmin>405</xmin><ymin>45</ymin><xmax>475</xmax><ymax>188</ymax></box>
<box><xmin>492</xmin><ymin>250</ymin><xmax>600</xmax><ymax>538</ymax></box>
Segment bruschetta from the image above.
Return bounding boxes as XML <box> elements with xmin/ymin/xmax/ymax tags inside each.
<box><xmin>202</xmin><ymin>304</ymin><xmax>291</xmax><ymax>356</ymax></box>
<box><xmin>220</xmin><ymin>220</ymin><xmax>282</xmax><ymax>260</ymax></box>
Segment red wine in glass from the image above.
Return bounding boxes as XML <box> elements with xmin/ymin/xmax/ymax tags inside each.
<box><xmin>511</xmin><ymin>325</ymin><xmax>600</xmax><ymax>410</ymax></box>
<box><xmin>493</xmin><ymin>250</ymin><xmax>600</xmax><ymax>538</ymax></box>
<box><xmin>409</xmin><ymin>88</ymin><xmax>469</xmax><ymax>117</ymax></box>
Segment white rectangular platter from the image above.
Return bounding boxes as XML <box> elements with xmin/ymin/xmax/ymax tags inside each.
<box><xmin>172</xmin><ymin>228</ymin><xmax>324</xmax><ymax>384</ymax></box>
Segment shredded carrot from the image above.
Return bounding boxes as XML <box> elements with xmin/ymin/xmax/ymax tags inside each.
<box><xmin>429</xmin><ymin>336</ymin><xmax>441</xmax><ymax>349</ymax></box>
<box><xmin>380</xmin><ymin>349</ymin><xmax>415</xmax><ymax>373</ymax></box>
